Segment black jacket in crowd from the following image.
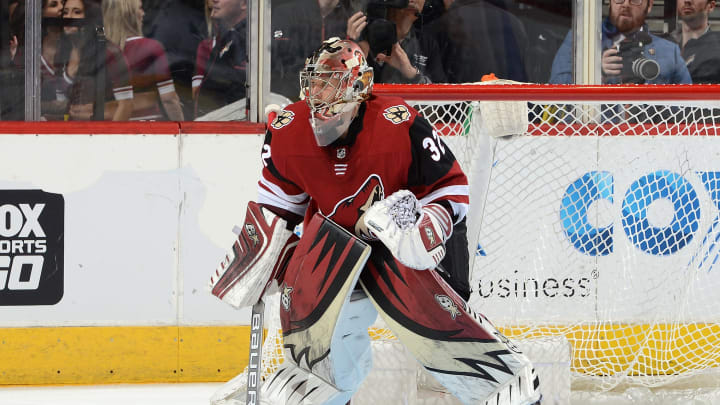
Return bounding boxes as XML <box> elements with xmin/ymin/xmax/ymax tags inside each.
<box><xmin>674</xmin><ymin>28</ymin><xmax>720</xmax><ymax>84</ymax></box>
<box><xmin>429</xmin><ymin>0</ymin><xmax>529</xmax><ymax>83</ymax></box>
<box><xmin>195</xmin><ymin>18</ymin><xmax>248</xmax><ymax>118</ymax></box>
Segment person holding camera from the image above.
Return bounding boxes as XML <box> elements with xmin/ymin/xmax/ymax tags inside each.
<box><xmin>348</xmin><ymin>0</ymin><xmax>446</xmax><ymax>84</ymax></box>
<box><xmin>666</xmin><ymin>0</ymin><xmax>720</xmax><ymax>83</ymax></box>
<box><xmin>550</xmin><ymin>0</ymin><xmax>691</xmax><ymax>85</ymax></box>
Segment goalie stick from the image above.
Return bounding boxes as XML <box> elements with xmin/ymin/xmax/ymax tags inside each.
<box><xmin>246</xmin><ymin>299</ymin><xmax>264</xmax><ymax>405</ymax></box>
<box><xmin>245</xmin><ymin>105</ymin><xmax>284</xmax><ymax>405</ymax></box>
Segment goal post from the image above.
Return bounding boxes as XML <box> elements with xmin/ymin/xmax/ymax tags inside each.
<box><xmin>219</xmin><ymin>83</ymin><xmax>720</xmax><ymax>404</ymax></box>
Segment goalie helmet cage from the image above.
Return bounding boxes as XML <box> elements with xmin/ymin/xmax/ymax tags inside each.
<box><xmin>234</xmin><ymin>84</ymin><xmax>720</xmax><ymax>405</ymax></box>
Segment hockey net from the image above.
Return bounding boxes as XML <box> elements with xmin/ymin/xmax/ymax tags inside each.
<box><xmin>229</xmin><ymin>83</ymin><xmax>720</xmax><ymax>403</ymax></box>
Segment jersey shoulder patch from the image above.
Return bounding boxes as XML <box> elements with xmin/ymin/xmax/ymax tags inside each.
<box><xmin>382</xmin><ymin>104</ymin><xmax>412</xmax><ymax>125</ymax></box>
<box><xmin>270</xmin><ymin>110</ymin><xmax>296</xmax><ymax>130</ymax></box>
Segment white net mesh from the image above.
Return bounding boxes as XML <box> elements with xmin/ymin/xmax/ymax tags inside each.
<box><xmin>229</xmin><ymin>84</ymin><xmax>720</xmax><ymax>403</ymax></box>
<box><xmin>407</xmin><ymin>85</ymin><xmax>720</xmax><ymax>393</ymax></box>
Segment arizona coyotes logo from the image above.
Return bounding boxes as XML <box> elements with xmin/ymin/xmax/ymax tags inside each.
<box><xmin>326</xmin><ymin>174</ymin><xmax>385</xmax><ymax>241</ymax></box>
<box><xmin>383</xmin><ymin>105</ymin><xmax>410</xmax><ymax>124</ymax></box>
<box><xmin>271</xmin><ymin>110</ymin><xmax>295</xmax><ymax>129</ymax></box>
<box><xmin>245</xmin><ymin>223</ymin><xmax>259</xmax><ymax>246</ymax></box>
<box><xmin>435</xmin><ymin>294</ymin><xmax>461</xmax><ymax>320</ymax></box>
<box><xmin>281</xmin><ymin>283</ymin><xmax>294</xmax><ymax>311</ymax></box>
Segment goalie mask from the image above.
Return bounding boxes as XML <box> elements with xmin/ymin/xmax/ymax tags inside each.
<box><xmin>300</xmin><ymin>37</ymin><xmax>373</xmax><ymax>147</ymax></box>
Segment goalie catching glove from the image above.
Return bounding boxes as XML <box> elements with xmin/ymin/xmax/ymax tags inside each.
<box><xmin>209</xmin><ymin>201</ymin><xmax>299</xmax><ymax>308</ymax></box>
<box><xmin>363</xmin><ymin>190</ymin><xmax>453</xmax><ymax>270</ymax></box>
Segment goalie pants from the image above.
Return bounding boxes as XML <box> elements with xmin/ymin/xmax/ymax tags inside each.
<box><xmin>325</xmin><ymin>290</ymin><xmax>378</xmax><ymax>405</ymax></box>
<box><xmin>438</xmin><ymin>218</ymin><xmax>470</xmax><ymax>301</ymax></box>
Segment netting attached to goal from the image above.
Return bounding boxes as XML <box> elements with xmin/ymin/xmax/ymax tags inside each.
<box><xmin>234</xmin><ymin>84</ymin><xmax>720</xmax><ymax>400</ymax></box>
<box><xmin>400</xmin><ymin>83</ymin><xmax>720</xmax><ymax>393</ymax></box>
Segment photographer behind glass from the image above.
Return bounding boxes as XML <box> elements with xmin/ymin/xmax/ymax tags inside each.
<box><xmin>347</xmin><ymin>0</ymin><xmax>445</xmax><ymax>83</ymax></box>
<box><xmin>550</xmin><ymin>0</ymin><xmax>691</xmax><ymax>84</ymax></box>
<box><xmin>601</xmin><ymin>0</ymin><xmax>691</xmax><ymax>84</ymax></box>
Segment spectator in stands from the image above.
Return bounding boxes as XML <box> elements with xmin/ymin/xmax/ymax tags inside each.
<box><xmin>667</xmin><ymin>0</ymin><xmax>720</xmax><ymax>83</ymax></box>
<box><xmin>193</xmin><ymin>0</ymin><xmax>247</xmax><ymax>118</ymax></box>
<box><xmin>350</xmin><ymin>0</ymin><xmax>446</xmax><ymax>84</ymax></box>
<box><xmin>2</xmin><ymin>0</ymin><xmax>25</xmax><ymax>120</ymax></box>
<box><xmin>192</xmin><ymin>38</ymin><xmax>212</xmax><ymax>103</ymax></box>
<box><xmin>7</xmin><ymin>0</ymin><xmax>19</xmax><ymax>17</ymax></box>
<box><xmin>271</xmin><ymin>0</ymin><xmax>353</xmax><ymax>101</ymax></box>
<box><xmin>192</xmin><ymin>0</ymin><xmax>217</xmax><ymax>102</ymax></box>
<box><xmin>8</xmin><ymin>0</ymin><xmax>80</xmax><ymax>120</ymax></box>
<box><xmin>428</xmin><ymin>0</ymin><xmax>529</xmax><ymax>82</ymax></box>
<box><xmin>6</xmin><ymin>0</ymin><xmax>20</xmax><ymax>60</ymax></box>
<box><xmin>102</xmin><ymin>0</ymin><xmax>184</xmax><ymax>120</ymax></box>
<box><xmin>41</xmin><ymin>0</ymin><xmax>73</xmax><ymax>119</ymax></box>
<box><xmin>203</xmin><ymin>0</ymin><xmax>214</xmax><ymax>38</ymax></box>
<box><xmin>550</xmin><ymin>0</ymin><xmax>691</xmax><ymax>84</ymax></box>
<box><xmin>60</xmin><ymin>0</ymin><xmax>135</xmax><ymax>120</ymax></box>
<box><xmin>145</xmin><ymin>0</ymin><xmax>206</xmax><ymax>120</ymax></box>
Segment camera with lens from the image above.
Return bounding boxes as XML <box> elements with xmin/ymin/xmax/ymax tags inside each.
<box><xmin>615</xmin><ymin>30</ymin><xmax>660</xmax><ymax>84</ymax></box>
<box><xmin>363</xmin><ymin>0</ymin><xmax>409</xmax><ymax>56</ymax></box>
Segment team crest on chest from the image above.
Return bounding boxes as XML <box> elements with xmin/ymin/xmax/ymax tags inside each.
<box><xmin>325</xmin><ymin>174</ymin><xmax>385</xmax><ymax>241</ymax></box>
<box><xmin>270</xmin><ymin>110</ymin><xmax>295</xmax><ymax>129</ymax></box>
<box><xmin>383</xmin><ymin>105</ymin><xmax>411</xmax><ymax>124</ymax></box>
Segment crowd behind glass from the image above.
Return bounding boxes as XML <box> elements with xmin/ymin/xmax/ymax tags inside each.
<box><xmin>0</xmin><ymin>0</ymin><xmax>718</xmax><ymax>121</ymax></box>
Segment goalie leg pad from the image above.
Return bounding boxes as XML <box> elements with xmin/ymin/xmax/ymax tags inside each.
<box><xmin>359</xmin><ymin>244</ymin><xmax>541</xmax><ymax>405</ymax></box>
<box><xmin>327</xmin><ymin>291</ymin><xmax>376</xmax><ymax>400</ymax></box>
<box><xmin>210</xmin><ymin>371</ymin><xmax>253</xmax><ymax>405</ymax></box>
<box><xmin>280</xmin><ymin>213</ymin><xmax>372</xmax><ymax>387</ymax></box>
<box><xmin>263</xmin><ymin>361</ymin><xmax>342</xmax><ymax>405</ymax></box>
<box><xmin>210</xmin><ymin>294</ymin><xmax>376</xmax><ymax>405</ymax></box>
<box><xmin>209</xmin><ymin>201</ymin><xmax>299</xmax><ymax>308</ymax></box>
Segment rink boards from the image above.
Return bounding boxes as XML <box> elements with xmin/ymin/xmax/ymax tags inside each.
<box><xmin>0</xmin><ymin>123</ymin><xmax>265</xmax><ymax>384</ymax></box>
<box><xmin>1</xmin><ymin>122</ymin><xmax>720</xmax><ymax>384</ymax></box>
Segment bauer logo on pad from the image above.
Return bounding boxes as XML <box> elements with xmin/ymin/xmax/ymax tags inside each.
<box><xmin>0</xmin><ymin>190</ymin><xmax>64</xmax><ymax>306</ymax></box>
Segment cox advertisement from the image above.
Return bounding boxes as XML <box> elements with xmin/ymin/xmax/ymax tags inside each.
<box><xmin>469</xmin><ymin>136</ymin><xmax>720</xmax><ymax>324</ymax></box>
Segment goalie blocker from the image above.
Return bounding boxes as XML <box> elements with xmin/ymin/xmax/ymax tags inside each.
<box><xmin>209</xmin><ymin>201</ymin><xmax>299</xmax><ymax>308</ymax></box>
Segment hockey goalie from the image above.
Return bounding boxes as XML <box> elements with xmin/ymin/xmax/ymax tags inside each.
<box><xmin>208</xmin><ymin>37</ymin><xmax>541</xmax><ymax>405</ymax></box>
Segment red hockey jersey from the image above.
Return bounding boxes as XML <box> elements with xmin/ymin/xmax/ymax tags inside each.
<box><xmin>258</xmin><ymin>95</ymin><xmax>469</xmax><ymax>237</ymax></box>
<box><xmin>123</xmin><ymin>36</ymin><xmax>175</xmax><ymax>120</ymax></box>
